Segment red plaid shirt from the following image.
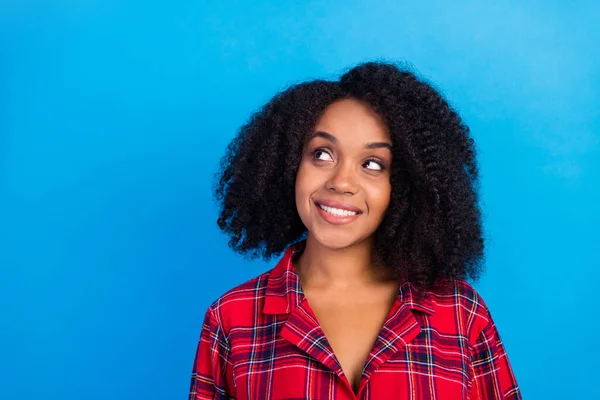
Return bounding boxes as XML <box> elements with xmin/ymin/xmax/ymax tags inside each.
<box><xmin>189</xmin><ymin>241</ymin><xmax>522</xmax><ymax>399</ymax></box>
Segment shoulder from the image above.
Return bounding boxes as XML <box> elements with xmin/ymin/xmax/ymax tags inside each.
<box><xmin>428</xmin><ymin>278</ymin><xmax>495</xmax><ymax>343</ymax></box>
<box><xmin>204</xmin><ymin>268</ymin><xmax>273</xmax><ymax>333</ymax></box>
<box><xmin>428</xmin><ymin>278</ymin><xmax>485</xmax><ymax>306</ymax></box>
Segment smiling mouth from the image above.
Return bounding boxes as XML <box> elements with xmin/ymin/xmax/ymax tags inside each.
<box><xmin>316</xmin><ymin>203</ymin><xmax>362</xmax><ymax>217</ymax></box>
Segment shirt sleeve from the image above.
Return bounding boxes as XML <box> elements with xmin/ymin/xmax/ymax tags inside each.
<box><xmin>468</xmin><ymin>308</ymin><xmax>522</xmax><ymax>400</ymax></box>
<box><xmin>188</xmin><ymin>306</ymin><xmax>236</xmax><ymax>400</ymax></box>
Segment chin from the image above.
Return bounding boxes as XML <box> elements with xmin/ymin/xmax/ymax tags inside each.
<box><xmin>310</xmin><ymin>229</ymin><xmax>367</xmax><ymax>250</ymax></box>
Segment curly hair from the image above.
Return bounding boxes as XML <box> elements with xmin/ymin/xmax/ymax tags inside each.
<box><xmin>214</xmin><ymin>61</ymin><xmax>484</xmax><ymax>291</ymax></box>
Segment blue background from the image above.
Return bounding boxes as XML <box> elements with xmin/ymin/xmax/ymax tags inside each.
<box><xmin>1</xmin><ymin>1</ymin><xmax>599</xmax><ymax>399</ymax></box>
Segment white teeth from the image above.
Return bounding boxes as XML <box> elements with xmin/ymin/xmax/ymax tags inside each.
<box><xmin>319</xmin><ymin>204</ymin><xmax>358</xmax><ymax>217</ymax></box>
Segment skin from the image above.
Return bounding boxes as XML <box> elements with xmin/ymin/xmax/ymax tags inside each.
<box><xmin>293</xmin><ymin>98</ymin><xmax>401</xmax><ymax>393</ymax></box>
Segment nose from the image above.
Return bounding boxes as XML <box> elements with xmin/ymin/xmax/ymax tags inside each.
<box><xmin>326</xmin><ymin>160</ymin><xmax>359</xmax><ymax>195</ymax></box>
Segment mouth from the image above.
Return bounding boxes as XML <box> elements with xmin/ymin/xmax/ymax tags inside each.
<box><xmin>316</xmin><ymin>203</ymin><xmax>360</xmax><ymax>217</ymax></box>
<box><xmin>313</xmin><ymin>200</ymin><xmax>363</xmax><ymax>225</ymax></box>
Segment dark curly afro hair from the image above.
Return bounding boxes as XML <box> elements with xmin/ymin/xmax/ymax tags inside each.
<box><xmin>214</xmin><ymin>61</ymin><xmax>484</xmax><ymax>290</ymax></box>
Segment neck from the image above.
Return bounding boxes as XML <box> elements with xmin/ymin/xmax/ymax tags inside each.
<box><xmin>294</xmin><ymin>234</ymin><xmax>393</xmax><ymax>290</ymax></box>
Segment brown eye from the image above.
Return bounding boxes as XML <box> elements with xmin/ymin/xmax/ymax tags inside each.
<box><xmin>312</xmin><ymin>149</ymin><xmax>333</xmax><ymax>162</ymax></box>
<box><xmin>363</xmin><ymin>159</ymin><xmax>385</xmax><ymax>171</ymax></box>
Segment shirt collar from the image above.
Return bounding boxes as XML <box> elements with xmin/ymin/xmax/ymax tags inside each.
<box><xmin>263</xmin><ymin>240</ymin><xmax>436</xmax><ymax>316</ymax></box>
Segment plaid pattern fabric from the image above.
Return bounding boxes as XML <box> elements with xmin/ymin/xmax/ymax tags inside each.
<box><xmin>189</xmin><ymin>241</ymin><xmax>522</xmax><ymax>399</ymax></box>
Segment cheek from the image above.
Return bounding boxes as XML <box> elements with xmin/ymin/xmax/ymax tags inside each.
<box><xmin>369</xmin><ymin>181</ymin><xmax>392</xmax><ymax>213</ymax></box>
<box><xmin>294</xmin><ymin>163</ymin><xmax>313</xmax><ymax>210</ymax></box>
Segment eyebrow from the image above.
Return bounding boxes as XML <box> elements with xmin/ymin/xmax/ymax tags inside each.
<box><xmin>310</xmin><ymin>130</ymin><xmax>393</xmax><ymax>151</ymax></box>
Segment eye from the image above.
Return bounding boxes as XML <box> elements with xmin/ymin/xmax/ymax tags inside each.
<box><xmin>363</xmin><ymin>159</ymin><xmax>385</xmax><ymax>171</ymax></box>
<box><xmin>312</xmin><ymin>149</ymin><xmax>333</xmax><ymax>162</ymax></box>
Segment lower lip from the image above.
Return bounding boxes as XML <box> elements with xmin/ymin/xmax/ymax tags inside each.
<box><xmin>315</xmin><ymin>203</ymin><xmax>361</xmax><ymax>225</ymax></box>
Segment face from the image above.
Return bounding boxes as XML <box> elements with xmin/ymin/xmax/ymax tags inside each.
<box><xmin>295</xmin><ymin>97</ymin><xmax>392</xmax><ymax>250</ymax></box>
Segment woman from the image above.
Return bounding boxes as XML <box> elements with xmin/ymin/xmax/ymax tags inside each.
<box><xmin>188</xmin><ymin>62</ymin><xmax>522</xmax><ymax>399</ymax></box>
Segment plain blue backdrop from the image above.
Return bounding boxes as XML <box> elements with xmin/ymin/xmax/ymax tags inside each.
<box><xmin>1</xmin><ymin>1</ymin><xmax>599</xmax><ymax>399</ymax></box>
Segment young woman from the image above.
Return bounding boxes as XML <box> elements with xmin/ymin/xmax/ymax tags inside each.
<box><xmin>188</xmin><ymin>62</ymin><xmax>522</xmax><ymax>400</ymax></box>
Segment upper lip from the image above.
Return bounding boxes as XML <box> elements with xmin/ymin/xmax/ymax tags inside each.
<box><xmin>314</xmin><ymin>199</ymin><xmax>363</xmax><ymax>213</ymax></box>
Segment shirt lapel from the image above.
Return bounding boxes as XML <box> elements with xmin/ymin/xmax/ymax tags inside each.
<box><xmin>263</xmin><ymin>240</ymin><xmax>344</xmax><ymax>374</ymax></box>
<box><xmin>280</xmin><ymin>297</ymin><xmax>343</xmax><ymax>374</ymax></box>
<box><xmin>359</xmin><ymin>281</ymin><xmax>436</xmax><ymax>387</ymax></box>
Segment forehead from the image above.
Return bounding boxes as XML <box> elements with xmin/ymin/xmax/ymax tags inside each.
<box><xmin>313</xmin><ymin>98</ymin><xmax>390</xmax><ymax>142</ymax></box>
